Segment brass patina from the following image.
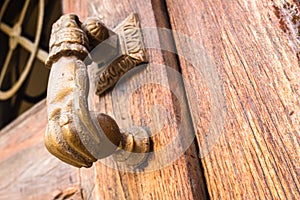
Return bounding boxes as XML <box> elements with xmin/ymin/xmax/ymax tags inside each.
<box><xmin>45</xmin><ymin>13</ymin><xmax>149</xmax><ymax>168</ymax></box>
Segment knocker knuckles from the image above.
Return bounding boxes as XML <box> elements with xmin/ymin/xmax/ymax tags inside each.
<box><xmin>45</xmin><ymin>115</ymin><xmax>97</xmax><ymax>168</ymax></box>
<box><xmin>45</xmin><ymin>13</ymin><xmax>150</xmax><ymax>168</ymax></box>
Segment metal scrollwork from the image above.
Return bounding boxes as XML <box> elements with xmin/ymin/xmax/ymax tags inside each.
<box><xmin>95</xmin><ymin>13</ymin><xmax>147</xmax><ymax>95</ymax></box>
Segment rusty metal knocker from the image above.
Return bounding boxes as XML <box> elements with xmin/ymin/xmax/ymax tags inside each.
<box><xmin>44</xmin><ymin>13</ymin><xmax>150</xmax><ymax>168</ymax></box>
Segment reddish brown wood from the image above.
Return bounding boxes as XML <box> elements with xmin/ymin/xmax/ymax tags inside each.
<box><xmin>165</xmin><ymin>0</ymin><xmax>300</xmax><ymax>199</ymax></box>
<box><xmin>69</xmin><ymin>0</ymin><xmax>208</xmax><ymax>199</ymax></box>
<box><xmin>0</xmin><ymin>100</ymin><xmax>82</xmax><ymax>200</ymax></box>
<box><xmin>2</xmin><ymin>0</ymin><xmax>298</xmax><ymax>199</ymax></box>
<box><xmin>62</xmin><ymin>0</ymin><xmax>88</xmax><ymax>19</ymax></box>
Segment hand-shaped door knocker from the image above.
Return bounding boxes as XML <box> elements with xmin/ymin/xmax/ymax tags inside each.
<box><xmin>44</xmin><ymin>13</ymin><xmax>150</xmax><ymax>168</ymax></box>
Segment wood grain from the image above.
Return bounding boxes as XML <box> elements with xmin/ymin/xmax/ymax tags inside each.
<box><xmin>0</xmin><ymin>100</ymin><xmax>83</xmax><ymax>200</ymax></box>
<box><xmin>63</xmin><ymin>0</ymin><xmax>208</xmax><ymax>199</ymax></box>
<box><xmin>165</xmin><ymin>0</ymin><xmax>300</xmax><ymax>199</ymax></box>
<box><xmin>2</xmin><ymin>0</ymin><xmax>298</xmax><ymax>199</ymax></box>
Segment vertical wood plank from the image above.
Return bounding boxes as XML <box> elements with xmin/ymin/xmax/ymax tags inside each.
<box><xmin>62</xmin><ymin>0</ymin><xmax>208</xmax><ymax>199</ymax></box>
<box><xmin>165</xmin><ymin>0</ymin><xmax>300</xmax><ymax>199</ymax></box>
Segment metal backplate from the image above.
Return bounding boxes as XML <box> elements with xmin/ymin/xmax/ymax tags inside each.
<box><xmin>93</xmin><ymin>13</ymin><xmax>147</xmax><ymax>95</ymax></box>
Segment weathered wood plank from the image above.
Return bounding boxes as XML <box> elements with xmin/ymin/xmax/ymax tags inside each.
<box><xmin>63</xmin><ymin>0</ymin><xmax>208</xmax><ymax>199</ymax></box>
<box><xmin>0</xmin><ymin>100</ymin><xmax>82</xmax><ymax>200</ymax></box>
<box><xmin>165</xmin><ymin>0</ymin><xmax>300</xmax><ymax>199</ymax></box>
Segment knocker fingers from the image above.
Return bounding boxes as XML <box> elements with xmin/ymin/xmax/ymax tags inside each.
<box><xmin>45</xmin><ymin>112</ymin><xmax>97</xmax><ymax>168</ymax></box>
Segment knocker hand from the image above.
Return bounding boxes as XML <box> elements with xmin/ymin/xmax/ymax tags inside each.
<box><xmin>45</xmin><ymin>14</ymin><xmax>150</xmax><ymax>168</ymax></box>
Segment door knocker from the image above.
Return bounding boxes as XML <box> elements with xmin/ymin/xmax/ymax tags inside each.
<box><xmin>44</xmin><ymin>13</ymin><xmax>150</xmax><ymax>168</ymax></box>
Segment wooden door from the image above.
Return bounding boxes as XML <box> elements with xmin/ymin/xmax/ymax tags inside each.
<box><xmin>0</xmin><ymin>0</ymin><xmax>299</xmax><ymax>199</ymax></box>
